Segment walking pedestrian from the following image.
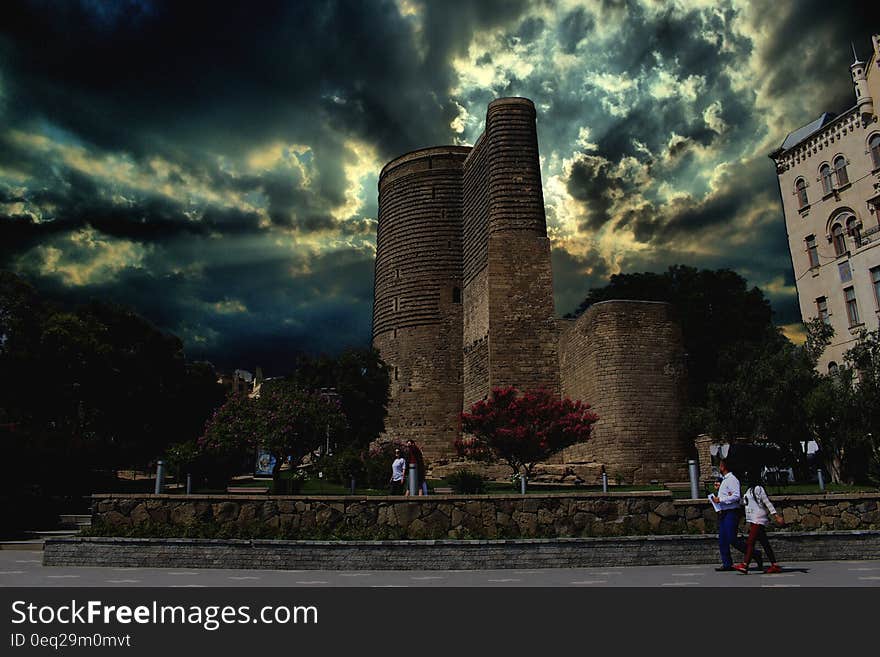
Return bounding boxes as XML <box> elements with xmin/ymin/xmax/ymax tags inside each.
<box><xmin>734</xmin><ymin>473</ymin><xmax>785</xmax><ymax>574</ymax></box>
<box><xmin>711</xmin><ymin>459</ymin><xmax>763</xmax><ymax>572</ymax></box>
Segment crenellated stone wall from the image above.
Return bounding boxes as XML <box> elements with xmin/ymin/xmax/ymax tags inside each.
<box><xmin>90</xmin><ymin>492</ymin><xmax>880</xmax><ymax>540</ymax></box>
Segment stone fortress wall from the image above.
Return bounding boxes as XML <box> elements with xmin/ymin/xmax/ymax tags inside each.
<box><xmin>373</xmin><ymin>98</ymin><xmax>688</xmax><ymax>483</ymax></box>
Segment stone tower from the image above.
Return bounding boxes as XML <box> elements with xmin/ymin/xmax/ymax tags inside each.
<box><xmin>373</xmin><ymin>146</ymin><xmax>470</xmax><ymax>458</ymax></box>
<box><xmin>372</xmin><ymin>97</ymin><xmax>689</xmax><ymax>482</ymax></box>
<box><xmin>461</xmin><ymin>98</ymin><xmax>560</xmax><ymax>407</ymax></box>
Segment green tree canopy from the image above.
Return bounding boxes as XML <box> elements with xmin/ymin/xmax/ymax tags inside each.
<box><xmin>0</xmin><ymin>270</ymin><xmax>225</xmax><ymax>471</ymax></box>
<box><xmin>288</xmin><ymin>348</ymin><xmax>390</xmax><ymax>449</ymax></box>
<box><xmin>198</xmin><ymin>382</ymin><xmax>347</xmax><ymax>480</ymax></box>
<box><xmin>571</xmin><ymin>265</ymin><xmax>775</xmax><ymax>404</ymax></box>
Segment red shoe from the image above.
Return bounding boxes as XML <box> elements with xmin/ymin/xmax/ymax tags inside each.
<box><xmin>764</xmin><ymin>564</ymin><xmax>783</xmax><ymax>574</ymax></box>
<box><xmin>733</xmin><ymin>562</ymin><xmax>749</xmax><ymax>574</ymax></box>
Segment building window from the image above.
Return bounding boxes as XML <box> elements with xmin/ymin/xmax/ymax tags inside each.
<box><xmin>816</xmin><ymin>297</ymin><xmax>829</xmax><ymax>324</ymax></box>
<box><xmin>839</xmin><ymin>261</ymin><xmax>852</xmax><ymax>283</ymax></box>
<box><xmin>819</xmin><ymin>164</ymin><xmax>833</xmax><ymax>195</ymax></box>
<box><xmin>832</xmin><ymin>223</ymin><xmax>847</xmax><ymax>256</ymax></box>
<box><xmin>844</xmin><ymin>287</ymin><xmax>860</xmax><ymax>326</ymax></box>
<box><xmin>828</xmin><ymin>361</ymin><xmax>839</xmax><ymax>375</ymax></box>
<box><xmin>795</xmin><ymin>178</ymin><xmax>809</xmax><ymax>208</ymax></box>
<box><xmin>394</xmin><ymin>366</ymin><xmax>399</xmax><ymax>381</ymax></box>
<box><xmin>870</xmin><ymin>134</ymin><xmax>880</xmax><ymax>169</ymax></box>
<box><xmin>846</xmin><ymin>216</ymin><xmax>861</xmax><ymax>247</ymax></box>
<box><xmin>806</xmin><ymin>235</ymin><xmax>819</xmax><ymax>269</ymax></box>
<box><xmin>833</xmin><ymin>156</ymin><xmax>849</xmax><ymax>186</ymax></box>
<box><xmin>452</xmin><ymin>287</ymin><xmax>461</xmax><ymax>303</ymax></box>
<box><xmin>872</xmin><ymin>266</ymin><xmax>880</xmax><ymax>308</ymax></box>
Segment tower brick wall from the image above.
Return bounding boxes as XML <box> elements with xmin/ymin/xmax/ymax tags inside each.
<box><xmin>373</xmin><ymin>146</ymin><xmax>471</xmax><ymax>457</ymax></box>
<box><xmin>559</xmin><ymin>301</ymin><xmax>689</xmax><ymax>483</ymax></box>
<box><xmin>372</xmin><ymin>98</ymin><xmax>688</xmax><ymax>481</ymax></box>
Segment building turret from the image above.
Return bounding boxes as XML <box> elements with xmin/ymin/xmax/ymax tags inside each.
<box><xmin>851</xmin><ymin>43</ymin><xmax>874</xmax><ymax>121</ymax></box>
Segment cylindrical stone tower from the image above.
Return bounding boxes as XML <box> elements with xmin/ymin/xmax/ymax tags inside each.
<box><xmin>558</xmin><ymin>300</ymin><xmax>689</xmax><ymax>484</ymax></box>
<box><xmin>462</xmin><ymin>97</ymin><xmax>560</xmax><ymax>406</ymax></box>
<box><xmin>373</xmin><ymin>146</ymin><xmax>471</xmax><ymax>459</ymax></box>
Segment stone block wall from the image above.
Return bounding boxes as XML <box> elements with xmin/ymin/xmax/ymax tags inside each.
<box><xmin>559</xmin><ymin>301</ymin><xmax>689</xmax><ymax>484</ymax></box>
<box><xmin>373</xmin><ymin>146</ymin><xmax>470</xmax><ymax>457</ymax></box>
<box><xmin>371</xmin><ymin>97</ymin><xmax>687</xmax><ymax>473</ymax></box>
<box><xmin>91</xmin><ymin>492</ymin><xmax>880</xmax><ymax>539</ymax></box>
<box><xmin>44</xmin><ymin>531</ymin><xmax>880</xmax><ymax>570</ymax></box>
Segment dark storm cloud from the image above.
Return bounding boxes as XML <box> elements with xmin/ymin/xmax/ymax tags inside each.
<box><xmin>558</xmin><ymin>8</ymin><xmax>594</xmax><ymax>54</ymax></box>
<box><xmin>550</xmin><ymin>245</ymin><xmax>614</xmax><ymax>317</ymax></box>
<box><xmin>1</xmin><ymin>0</ymin><xmax>879</xmax><ymax>367</ymax></box>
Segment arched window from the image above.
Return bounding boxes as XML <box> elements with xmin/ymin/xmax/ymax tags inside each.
<box><xmin>834</xmin><ymin>156</ymin><xmax>849</xmax><ymax>186</ymax></box>
<box><xmin>805</xmin><ymin>235</ymin><xmax>819</xmax><ymax>269</ymax></box>
<box><xmin>871</xmin><ymin>134</ymin><xmax>880</xmax><ymax>169</ymax></box>
<box><xmin>832</xmin><ymin>223</ymin><xmax>847</xmax><ymax>256</ymax></box>
<box><xmin>828</xmin><ymin>362</ymin><xmax>839</xmax><ymax>375</ymax></box>
<box><xmin>819</xmin><ymin>164</ymin><xmax>833</xmax><ymax>194</ymax></box>
<box><xmin>795</xmin><ymin>178</ymin><xmax>808</xmax><ymax>208</ymax></box>
<box><xmin>846</xmin><ymin>216</ymin><xmax>861</xmax><ymax>247</ymax></box>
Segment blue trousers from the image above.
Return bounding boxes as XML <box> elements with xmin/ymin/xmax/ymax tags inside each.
<box><xmin>718</xmin><ymin>511</ymin><xmax>762</xmax><ymax>568</ymax></box>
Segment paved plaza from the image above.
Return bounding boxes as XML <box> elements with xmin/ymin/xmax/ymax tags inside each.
<box><xmin>2</xmin><ymin>550</ymin><xmax>879</xmax><ymax>587</ymax></box>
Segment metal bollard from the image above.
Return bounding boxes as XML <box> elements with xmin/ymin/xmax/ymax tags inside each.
<box><xmin>186</xmin><ymin>472</ymin><xmax>192</xmax><ymax>495</ymax></box>
<box><xmin>688</xmin><ymin>460</ymin><xmax>699</xmax><ymax>499</ymax></box>
<box><xmin>154</xmin><ymin>460</ymin><xmax>165</xmax><ymax>495</ymax></box>
<box><xmin>407</xmin><ymin>463</ymin><xmax>419</xmax><ymax>496</ymax></box>
<box><xmin>350</xmin><ymin>476</ymin><xmax>356</xmax><ymax>495</ymax></box>
<box><xmin>520</xmin><ymin>475</ymin><xmax>527</xmax><ymax>495</ymax></box>
<box><xmin>601</xmin><ymin>471</ymin><xmax>608</xmax><ymax>494</ymax></box>
<box><xmin>818</xmin><ymin>469</ymin><xmax>825</xmax><ymax>492</ymax></box>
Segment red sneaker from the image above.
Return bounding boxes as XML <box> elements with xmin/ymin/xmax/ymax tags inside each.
<box><xmin>733</xmin><ymin>562</ymin><xmax>749</xmax><ymax>574</ymax></box>
<box><xmin>764</xmin><ymin>564</ymin><xmax>783</xmax><ymax>574</ymax></box>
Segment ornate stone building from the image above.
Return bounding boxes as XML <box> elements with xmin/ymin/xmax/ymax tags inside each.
<box><xmin>373</xmin><ymin>98</ymin><xmax>689</xmax><ymax>484</ymax></box>
<box><xmin>770</xmin><ymin>35</ymin><xmax>880</xmax><ymax>374</ymax></box>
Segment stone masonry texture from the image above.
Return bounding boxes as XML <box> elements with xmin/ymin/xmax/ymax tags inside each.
<box><xmin>44</xmin><ymin>531</ymin><xmax>880</xmax><ymax>570</ymax></box>
<box><xmin>91</xmin><ymin>492</ymin><xmax>880</xmax><ymax>540</ymax></box>
<box><xmin>372</xmin><ymin>97</ymin><xmax>685</xmax><ymax>480</ymax></box>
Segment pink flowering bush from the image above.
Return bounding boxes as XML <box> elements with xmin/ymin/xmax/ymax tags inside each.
<box><xmin>198</xmin><ymin>382</ymin><xmax>347</xmax><ymax>481</ymax></box>
<box><xmin>457</xmin><ymin>387</ymin><xmax>598</xmax><ymax>481</ymax></box>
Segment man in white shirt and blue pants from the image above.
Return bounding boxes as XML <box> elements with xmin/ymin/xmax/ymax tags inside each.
<box><xmin>711</xmin><ymin>459</ymin><xmax>762</xmax><ymax>572</ymax></box>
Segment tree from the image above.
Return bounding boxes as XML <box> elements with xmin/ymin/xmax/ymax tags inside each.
<box><xmin>571</xmin><ymin>266</ymin><xmax>774</xmax><ymax>406</ymax></box>
<box><xmin>198</xmin><ymin>382</ymin><xmax>347</xmax><ymax>482</ymax></box>
<box><xmin>701</xmin><ymin>319</ymin><xmax>833</xmax><ymax>480</ymax></box>
<box><xmin>457</xmin><ymin>387</ymin><xmax>598</xmax><ymax>483</ymax></box>
<box><xmin>820</xmin><ymin>328</ymin><xmax>880</xmax><ymax>484</ymax></box>
<box><xmin>289</xmin><ymin>348</ymin><xmax>390</xmax><ymax>449</ymax></box>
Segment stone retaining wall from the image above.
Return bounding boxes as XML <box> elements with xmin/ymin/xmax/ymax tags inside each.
<box><xmin>44</xmin><ymin>531</ymin><xmax>880</xmax><ymax>570</ymax></box>
<box><xmin>92</xmin><ymin>492</ymin><xmax>880</xmax><ymax>539</ymax></box>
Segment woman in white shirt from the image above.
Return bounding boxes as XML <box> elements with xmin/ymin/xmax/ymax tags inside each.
<box><xmin>734</xmin><ymin>473</ymin><xmax>785</xmax><ymax>574</ymax></box>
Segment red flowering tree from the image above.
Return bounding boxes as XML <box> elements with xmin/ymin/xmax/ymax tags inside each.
<box><xmin>457</xmin><ymin>387</ymin><xmax>598</xmax><ymax>483</ymax></box>
<box><xmin>198</xmin><ymin>382</ymin><xmax>347</xmax><ymax>482</ymax></box>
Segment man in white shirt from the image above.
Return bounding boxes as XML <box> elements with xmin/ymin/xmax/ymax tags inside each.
<box><xmin>710</xmin><ymin>459</ymin><xmax>763</xmax><ymax>571</ymax></box>
<box><xmin>389</xmin><ymin>449</ymin><xmax>406</xmax><ymax>495</ymax></box>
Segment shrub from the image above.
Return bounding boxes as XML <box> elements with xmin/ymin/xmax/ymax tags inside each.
<box><xmin>446</xmin><ymin>469</ymin><xmax>487</xmax><ymax>494</ymax></box>
<box><xmin>316</xmin><ymin>448</ymin><xmax>366</xmax><ymax>486</ymax></box>
<box><xmin>271</xmin><ymin>470</ymin><xmax>304</xmax><ymax>495</ymax></box>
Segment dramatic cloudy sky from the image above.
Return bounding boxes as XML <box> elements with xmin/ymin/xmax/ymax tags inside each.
<box><xmin>1</xmin><ymin>1</ymin><xmax>878</xmax><ymax>372</ymax></box>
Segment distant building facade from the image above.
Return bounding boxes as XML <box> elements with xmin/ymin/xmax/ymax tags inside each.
<box><xmin>372</xmin><ymin>97</ymin><xmax>689</xmax><ymax>484</ymax></box>
<box><xmin>771</xmin><ymin>35</ymin><xmax>880</xmax><ymax>373</ymax></box>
